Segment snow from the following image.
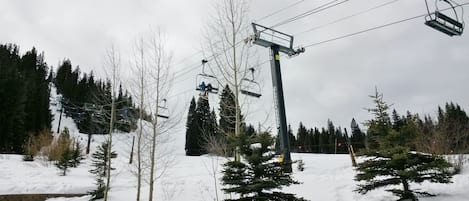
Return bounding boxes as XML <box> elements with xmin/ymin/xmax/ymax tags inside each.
<box><xmin>0</xmin><ymin>85</ymin><xmax>468</xmax><ymax>201</ymax></box>
<box><xmin>250</xmin><ymin>143</ymin><xmax>262</xmax><ymax>149</ymax></box>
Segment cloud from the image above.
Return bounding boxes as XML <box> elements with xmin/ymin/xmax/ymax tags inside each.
<box><xmin>2</xmin><ymin>0</ymin><xmax>468</xmax><ymax>132</ymax></box>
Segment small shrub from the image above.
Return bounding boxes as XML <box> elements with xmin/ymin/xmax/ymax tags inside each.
<box><xmin>23</xmin><ymin>129</ymin><xmax>53</xmax><ymax>161</ymax></box>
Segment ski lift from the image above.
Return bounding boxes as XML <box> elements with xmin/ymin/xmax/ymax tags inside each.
<box><xmin>195</xmin><ymin>59</ymin><xmax>219</xmax><ymax>97</ymax></box>
<box><xmin>425</xmin><ymin>0</ymin><xmax>465</xmax><ymax>36</ymax></box>
<box><xmin>157</xmin><ymin>98</ymin><xmax>169</xmax><ymax>119</ymax></box>
<box><xmin>240</xmin><ymin>68</ymin><xmax>262</xmax><ymax>98</ymax></box>
<box><xmin>117</xmin><ymin>106</ymin><xmax>132</xmax><ymax>124</ymax></box>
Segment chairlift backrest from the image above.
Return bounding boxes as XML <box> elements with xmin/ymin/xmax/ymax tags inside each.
<box><xmin>425</xmin><ymin>0</ymin><xmax>465</xmax><ymax>36</ymax></box>
<box><xmin>240</xmin><ymin>68</ymin><xmax>262</xmax><ymax>98</ymax></box>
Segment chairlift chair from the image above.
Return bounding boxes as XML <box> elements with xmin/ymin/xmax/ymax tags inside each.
<box><xmin>240</xmin><ymin>68</ymin><xmax>262</xmax><ymax>98</ymax></box>
<box><xmin>157</xmin><ymin>98</ymin><xmax>169</xmax><ymax>119</ymax></box>
<box><xmin>425</xmin><ymin>0</ymin><xmax>465</xmax><ymax>36</ymax></box>
<box><xmin>195</xmin><ymin>59</ymin><xmax>219</xmax><ymax>95</ymax></box>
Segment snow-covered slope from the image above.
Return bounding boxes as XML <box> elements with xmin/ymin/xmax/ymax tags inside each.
<box><xmin>1</xmin><ymin>86</ymin><xmax>468</xmax><ymax>201</ymax></box>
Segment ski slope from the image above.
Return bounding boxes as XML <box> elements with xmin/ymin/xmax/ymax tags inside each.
<box><xmin>0</xmin><ymin>86</ymin><xmax>468</xmax><ymax>201</ymax></box>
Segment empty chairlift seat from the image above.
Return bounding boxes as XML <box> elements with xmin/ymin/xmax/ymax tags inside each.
<box><xmin>424</xmin><ymin>0</ymin><xmax>465</xmax><ymax>36</ymax></box>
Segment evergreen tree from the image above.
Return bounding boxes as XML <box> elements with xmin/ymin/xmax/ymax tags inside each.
<box><xmin>287</xmin><ymin>124</ymin><xmax>296</xmax><ymax>152</ymax></box>
<box><xmin>350</xmin><ymin>118</ymin><xmax>366</xmax><ymax>152</ymax></box>
<box><xmin>195</xmin><ymin>97</ymin><xmax>212</xmax><ymax>155</ymax></box>
<box><xmin>244</xmin><ymin>124</ymin><xmax>256</xmax><ymax>137</ymax></box>
<box><xmin>70</xmin><ymin>140</ymin><xmax>84</xmax><ymax>167</ymax></box>
<box><xmin>296</xmin><ymin>122</ymin><xmax>308</xmax><ymax>152</ymax></box>
<box><xmin>221</xmin><ymin>132</ymin><xmax>307</xmax><ymax>201</ymax></box>
<box><xmin>185</xmin><ymin>97</ymin><xmax>198</xmax><ymax>155</ymax></box>
<box><xmin>364</xmin><ymin>89</ymin><xmax>392</xmax><ymax>150</ymax></box>
<box><xmin>436</xmin><ymin>103</ymin><xmax>469</xmax><ymax>153</ymax></box>
<box><xmin>356</xmin><ymin>91</ymin><xmax>453</xmax><ymax>201</ymax></box>
<box><xmin>219</xmin><ymin>85</ymin><xmax>244</xmax><ymax>136</ymax></box>
<box><xmin>0</xmin><ymin>44</ymin><xmax>51</xmax><ymax>153</ymax></box>
<box><xmin>326</xmin><ymin>120</ymin><xmax>335</xmax><ymax>153</ymax></box>
<box><xmin>89</xmin><ymin>140</ymin><xmax>116</xmax><ymax>200</ymax></box>
<box><xmin>0</xmin><ymin>44</ymin><xmax>26</xmax><ymax>153</ymax></box>
<box><xmin>55</xmin><ymin>128</ymin><xmax>73</xmax><ymax>176</ymax></box>
<box><xmin>356</xmin><ymin>147</ymin><xmax>452</xmax><ymax>200</ymax></box>
<box><xmin>185</xmin><ymin>97</ymin><xmax>216</xmax><ymax>156</ymax></box>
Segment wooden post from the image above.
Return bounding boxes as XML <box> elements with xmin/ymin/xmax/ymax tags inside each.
<box><xmin>348</xmin><ymin>144</ymin><xmax>357</xmax><ymax>167</ymax></box>
<box><xmin>129</xmin><ymin>135</ymin><xmax>135</xmax><ymax>164</ymax></box>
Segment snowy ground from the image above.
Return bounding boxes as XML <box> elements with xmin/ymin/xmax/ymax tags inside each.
<box><xmin>1</xmin><ymin>86</ymin><xmax>468</xmax><ymax>201</ymax></box>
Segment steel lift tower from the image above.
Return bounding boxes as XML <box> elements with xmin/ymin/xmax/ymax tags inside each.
<box><xmin>248</xmin><ymin>23</ymin><xmax>304</xmax><ymax>172</ymax></box>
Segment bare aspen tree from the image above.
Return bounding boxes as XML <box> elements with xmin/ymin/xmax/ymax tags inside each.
<box><xmin>102</xmin><ymin>45</ymin><xmax>121</xmax><ymax>201</ymax></box>
<box><xmin>129</xmin><ymin>37</ymin><xmax>147</xmax><ymax>201</ymax></box>
<box><xmin>204</xmin><ymin>0</ymin><xmax>253</xmax><ymax>162</ymax></box>
<box><xmin>129</xmin><ymin>29</ymin><xmax>179</xmax><ymax>201</ymax></box>
<box><xmin>148</xmin><ymin>30</ymin><xmax>169</xmax><ymax>201</ymax></box>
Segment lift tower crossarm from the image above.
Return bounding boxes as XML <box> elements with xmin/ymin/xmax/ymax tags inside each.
<box><xmin>248</xmin><ymin>23</ymin><xmax>304</xmax><ymax>173</ymax></box>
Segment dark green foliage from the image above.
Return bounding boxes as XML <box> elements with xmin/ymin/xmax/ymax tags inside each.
<box><xmin>350</xmin><ymin>118</ymin><xmax>366</xmax><ymax>152</ymax></box>
<box><xmin>287</xmin><ymin>124</ymin><xmax>296</xmax><ymax>152</ymax></box>
<box><xmin>219</xmin><ymin>85</ymin><xmax>237</xmax><ymax>136</ymax></box>
<box><xmin>0</xmin><ymin>44</ymin><xmax>51</xmax><ymax>154</ymax></box>
<box><xmin>185</xmin><ymin>96</ymin><xmax>219</xmax><ymax>156</ymax></box>
<box><xmin>55</xmin><ymin>128</ymin><xmax>73</xmax><ymax>176</ymax></box>
<box><xmin>222</xmin><ymin>133</ymin><xmax>307</xmax><ymax>201</ymax></box>
<box><xmin>364</xmin><ymin>89</ymin><xmax>392</xmax><ymax>151</ymax></box>
<box><xmin>185</xmin><ymin>97</ymin><xmax>200</xmax><ymax>156</ymax></box>
<box><xmin>244</xmin><ymin>124</ymin><xmax>257</xmax><ymax>136</ymax></box>
<box><xmin>356</xmin><ymin>90</ymin><xmax>453</xmax><ymax>201</ymax></box>
<box><xmin>53</xmin><ymin>128</ymin><xmax>83</xmax><ymax>175</ymax></box>
<box><xmin>285</xmin><ymin>120</ymin><xmax>352</xmax><ymax>154</ymax></box>
<box><xmin>54</xmin><ymin>60</ymin><xmax>137</xmax><ymax>134</ymax></box>
<box><xmin>355</xmin><ymin>147</ymin><xmax>452</xmax><ymax>200</ymax></box>
<box><xmin>436</xmin><ymin>103</ymin><xmax>469</xmax><ymax>153</ymax></box>
<box><xmin>55</xmin><ymin>145</ymin><xmax>73</xmax><ymax>176</ymax></box>
<box><xmin>71</xmin><ymin>140</ymin><xmax>84</xmax><ymax>167</ymax></box>
<box><xmin>295</xmin><ymin>122</ymin><xmax>308</xmax><ymax>152</ymax></box>
<box><xmin>89</xmin><ymin>140</ymin><xmax>115</xmax><ymax>200</ymax></box>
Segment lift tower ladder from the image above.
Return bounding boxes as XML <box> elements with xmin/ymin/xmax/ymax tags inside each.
<box><xmin>248</xmin><ymin>23</ymin><xmax>304</xmax><ymax>172</ymax></box>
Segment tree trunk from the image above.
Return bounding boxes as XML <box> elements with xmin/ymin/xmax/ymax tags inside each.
<box><xmin>401</xmin><ymin>178</ymin><xmax>415</xmax><ymax>201</ymax></box>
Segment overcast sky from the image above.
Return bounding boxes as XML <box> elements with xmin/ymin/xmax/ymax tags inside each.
<box><xmin>2</xmin><ymin>0</ymin><xmax>468</xmax><ymax>133</ymax></box>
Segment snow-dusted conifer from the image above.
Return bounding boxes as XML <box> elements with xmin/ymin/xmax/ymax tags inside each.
<box><xmin>356</xmin><ymin>89</ymin><xmax>453</xmax><ymax>201</ymax></box>
<box><xmin>89</xmin><ymin>140</ymin><xmax>115</xmax><ymax>200</ymax></box>
<box><xmin>222</xmin><ymin>132</ymin><xmax>307</xmax><ymax>201</ymax></box>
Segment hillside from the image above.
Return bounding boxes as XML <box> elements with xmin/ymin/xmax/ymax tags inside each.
<box><xmin>1</xmin><ymin>86</ymin><xmax>468</xmax><ymax>201</ymax></box>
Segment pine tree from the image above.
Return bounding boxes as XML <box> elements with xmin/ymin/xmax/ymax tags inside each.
<box><xmin>185</xmin><ymin>97</ymin><xmax>198</xmax><ymax>155</ymax></box>
<box><xmin>89</xmin><ymin>140</ymin><xmax>115</xmax><ymax>200</ymax></box>
<box><xmin>296</xmin><ymin>122</ymin><xmax>308</xmax><ymax>152</ymax></box>
<box><xmin>437</xmin><ymin>102</ymin><xmax>469</xmax><ymax>153</ymax></box>
<box><xmin>55</xmin><ymin>128</ymin><xmax>73</xmax><ymax>176</ymax></box>
<box><xmin>185</xmin><ymin>96</ymin><xmax>216</xmax><ymax>156</ymax></box>
<box><xmin>194</xmin><ymin>97</ymin><xmax>212</xmax><ymax>155</ymax></box>
<box><xmin>364</xmin><ymin>89</ymin><xmax>392</xmax><ymax>150</ymax></box>
<box><xmin>356</xmin><ymin>90</ymin><xmax>453</xmax><ymax>201</ymax></box>
<box><xmin>0</xmin><ymin>44</ymin><xmax>26</xmax><ymax>153</ymax></box>
<box><xmin>356</xmin><ymin>147</ymin><xmax>452</xmax><ymax>200</ymax></box>
<box><xmin>219</xmin><ymin>85</ymin><xmax>244</xmax><ymax>136</ymax></box>
<box><xmin>287</xmin><ymin>124</ymin><xmax>296</xmax><ymax>152</ymax></box>
<box><xmin>70</xmin><ymin>140</ymin><xmax>84</xmax><ymax>167</ymax></box>
<box><xmin>221</xmin><ymin>132</ymin><xmax>307</xmax><ymax>201</ymax></box>
<box><xmin>350</xmin><ymin>118</ymin><xmax>366</xmax><ymax>152</ymax></box>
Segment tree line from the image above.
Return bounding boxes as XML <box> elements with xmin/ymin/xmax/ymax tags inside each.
<box><xmin>0</xmin><ymin>44</ymin><xmax>52</xmax><ymax>153</ymax></box>
<box><xmin>185</xmin><ymin>84</ymin><xmax>469</xmax><ymax>158</ymax></box>
<box><xmin>286</xmin><ymin>119</ymin><xmax>366</xmax><ymax>154</ymax></box>
<box><xmin>54</xmin><ymin>60</ymin><xmax>137</xmax><ymax>134</ymax></box>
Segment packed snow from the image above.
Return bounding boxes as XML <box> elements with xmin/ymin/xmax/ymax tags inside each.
<box><xmin>0</xmin><ymin>86</ymin><xmax>468</xmax><ymax>201</ymax></box>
